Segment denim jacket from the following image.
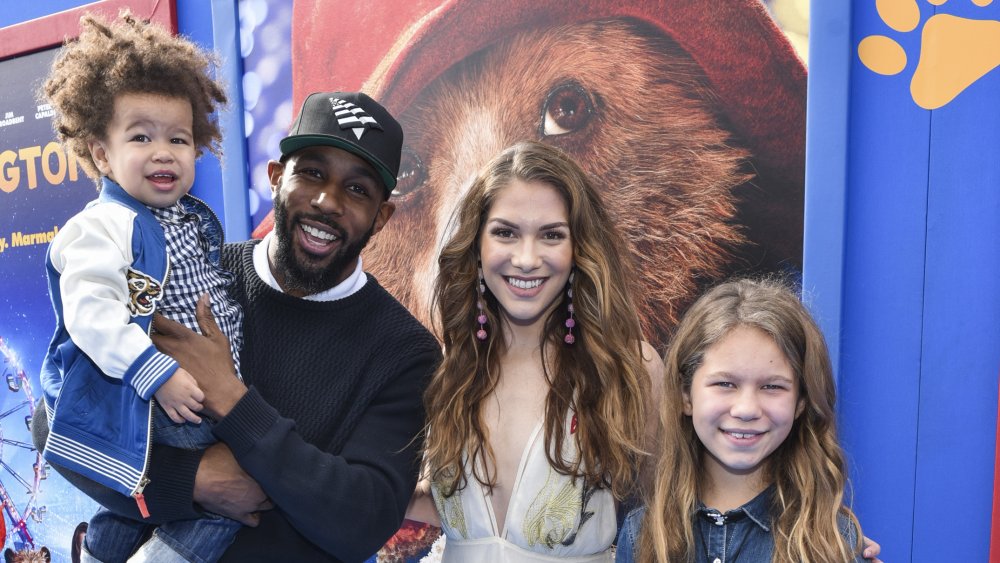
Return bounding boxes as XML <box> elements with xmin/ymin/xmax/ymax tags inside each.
<box><xmin>615</xmin><ymin>487</ymin><xmax>865</xmax><ymax>562</ymax></box>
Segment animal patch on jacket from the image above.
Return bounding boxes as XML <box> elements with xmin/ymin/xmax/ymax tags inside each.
<box><xmin>125</xmin><ymin>267</ymin><xmax>162</xmax><ymax>316</ymax></box>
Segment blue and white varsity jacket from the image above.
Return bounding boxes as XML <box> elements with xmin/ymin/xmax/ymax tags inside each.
<box><xmin>39</xmin><ymin>178</ymin><xmax>224</xmax><ymax>500</ymax></box>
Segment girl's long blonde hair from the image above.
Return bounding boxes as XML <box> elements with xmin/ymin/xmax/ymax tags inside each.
<box><xmin>424</xmin><ymin>141</ymin><xmax>648</xmax><ymax>500</ymax></box>
<box><xmin>639</xmin><ymin>278</ymin><xmax>862</xmax><ymax>562</ymax></box>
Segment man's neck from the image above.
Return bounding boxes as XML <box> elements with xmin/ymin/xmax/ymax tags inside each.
<box><xmin>254</xmin><ymin>235</ymin><xmax>366</xmax><ymax>301</ymax></box>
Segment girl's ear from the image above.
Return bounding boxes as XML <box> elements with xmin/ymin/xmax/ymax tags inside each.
<box><xmin>795</xmin><ymin>396</ymin><xmax>806</xmax><ymax>418</ymax></box>
<box><xmin>682</xmin><ymin>389</ymin><xmax>693</xmax><ymax>416</ymax></box>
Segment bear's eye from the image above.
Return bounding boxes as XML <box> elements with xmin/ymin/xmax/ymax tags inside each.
<box><xmin>393</xmin><ymin>146</ymin><xmax>426</xmax><ymax>199</ymax></box>
<box><xmin>541</xmin><ymin>82</ymin><xmax>594</xmax><ymax>137</ymax></box>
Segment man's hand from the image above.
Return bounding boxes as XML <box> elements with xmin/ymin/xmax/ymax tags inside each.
<box><xmin>152</xmin><ymin>294</ymin><xmax>247</xmax><ymax>418</ymax></box>
<box><xmin>863</xmin><ymin>535</ymin><xmax>882</xmax><ymax>561</ymax></box>
<box><xmin>154</xmin><ymin>369</ymin><xmax>204</xmax><ymax>424</ymax></box>
<box><xmin>194</xmin><ymin>443</ymin><xmax>273</xmax><ymax>526</ymax></box>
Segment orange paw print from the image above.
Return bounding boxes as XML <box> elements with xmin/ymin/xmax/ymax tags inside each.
<box><xmin>858</xmin><ymin>0</ymin><xmax>1000</xmax><ymax>109</ymax></box>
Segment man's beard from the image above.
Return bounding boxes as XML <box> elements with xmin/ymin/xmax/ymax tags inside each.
<box><xmin>272</xmin><ymin>199</ymin><xmax>374</xmax><ymax>295</ymax></box>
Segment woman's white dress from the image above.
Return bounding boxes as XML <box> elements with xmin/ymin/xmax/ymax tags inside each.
<box><xmin>431</xmin><ymin>417</ymin><xmax>617</xmax><ymax>562</ymax></box>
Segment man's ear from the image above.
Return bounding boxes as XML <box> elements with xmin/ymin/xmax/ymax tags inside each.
<box><xmin>267</xmin><ymin>160</ymin><xmax>284</xmax><ymax>197</ymax></box>
<box><xmin>88</xmin><ymin>139</ymin><xmax>112</xmax><ymax>177</ymax></box>
<box><xmin>372</xmin><ymin>200</ymin><xmax>396</xmax><ymax>235</ymax></box>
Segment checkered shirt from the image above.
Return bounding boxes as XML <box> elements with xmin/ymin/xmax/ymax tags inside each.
<box><xmin>151</xmin><ymin>203</ymin><xmax>243</xmax><ymax>378</ymax></box>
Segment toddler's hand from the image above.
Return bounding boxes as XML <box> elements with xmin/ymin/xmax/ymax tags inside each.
<box><xmin>154</xmin><ymin>368</ymin><xmax>205</xmax><ymax>424</ymax></box>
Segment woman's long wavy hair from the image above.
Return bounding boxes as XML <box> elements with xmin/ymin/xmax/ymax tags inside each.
<box><xmin>638</xmin><ymin>278</ymin><xmax>862</xmax><ymax>562</ymax></box>
<box><xmin>424</xmin><ymin>141</ymin><xmax>649</xmax><ymax>501</ymax></box>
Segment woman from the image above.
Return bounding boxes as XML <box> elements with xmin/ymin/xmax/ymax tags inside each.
<box><xmin>415</xmin><ymin>141</ymin><xmax>663</xmax><ymax>561</ymax></box>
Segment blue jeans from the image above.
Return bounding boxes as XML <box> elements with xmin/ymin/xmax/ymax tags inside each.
<box><xmin>151</xmin><ymin>403</ymin><xmax>218</xmax><ymax>450</ymax></box>
<box><xmin>84</xmin><ymin>406</ymin><xmax>241</xmax><ymax>563</ymax></box>
<box><xmin>85</xmin><ymin>508</ymin><xmax>240</xmax><ymax>563</ymax></box>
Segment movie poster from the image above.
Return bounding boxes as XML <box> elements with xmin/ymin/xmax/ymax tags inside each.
<box><xmin>0</xmin><ymin>47</ymin><xmax>100</xmax><ymax>560</ymax></box>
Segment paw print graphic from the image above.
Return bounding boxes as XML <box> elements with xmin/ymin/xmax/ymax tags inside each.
<box><xmin>857</xmin><ymin>0</ymin><xmax>1000</xmax><ymax>109</ymax></box>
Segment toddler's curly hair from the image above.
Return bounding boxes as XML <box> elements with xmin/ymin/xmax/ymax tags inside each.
<box><xmin>42</xmin><ymin>11</ymin><xmax>227</xmax><ymax>180</ymax></box>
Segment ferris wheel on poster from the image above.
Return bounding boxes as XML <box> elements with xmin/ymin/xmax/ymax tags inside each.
<box><xmin>0</xmin><ymin>336</ymin><xmax>48</xmax><ymax>551</ymax></box>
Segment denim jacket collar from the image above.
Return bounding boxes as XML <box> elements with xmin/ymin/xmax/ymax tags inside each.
<box><xmin>696</xmin><ymin>484</ymin><xmax>773</xmax><ymax>532</ymax></box>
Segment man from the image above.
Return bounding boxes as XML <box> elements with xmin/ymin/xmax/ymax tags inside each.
<box><xmin>33</xmin><ymin>92</ymin><xmax>442</xmax><ymax>562</ymax></box>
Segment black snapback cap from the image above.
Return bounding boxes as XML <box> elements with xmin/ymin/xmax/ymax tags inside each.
<box><xmin>279</xmin><ymin>92</ymin><xmax>403</xmax><ymax>197</ymax></box>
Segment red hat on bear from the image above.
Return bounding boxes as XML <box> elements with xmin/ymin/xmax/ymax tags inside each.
<box><xmin>293</xmin><ymin>0</ymin><xmax>803</xmax><ymax>175</ymax></box>
<box><xmin>253</xmin><ymin>0</ymin><xmax>805</xmax><ymax>239</ymax></box>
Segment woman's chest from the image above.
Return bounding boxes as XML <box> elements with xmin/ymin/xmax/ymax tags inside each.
<box><xmin>483</xmin><ymin>378</ymin><xmax>548</xmax><ymax>485</ymax></box>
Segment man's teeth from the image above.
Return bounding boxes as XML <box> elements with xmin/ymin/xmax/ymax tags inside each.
<box><xmin>507</xmin><ymin>277</ymin><xmax>542</xmax><ymax>289</ymax></box>
<box><xmin>301</xmin><ymin>224</ymin><xmax>337</xmax><ymax>241</ymax></box>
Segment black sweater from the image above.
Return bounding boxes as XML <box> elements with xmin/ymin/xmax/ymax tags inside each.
<box><xmin>37</xmin><ymin>241</ymin><xmax>441</xmax><ymax>562</ymax></box>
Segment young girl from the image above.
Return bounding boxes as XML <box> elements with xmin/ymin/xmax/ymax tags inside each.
<box><xmin>415</xmin><ymin>141</ymin><xmax>663</xmax><ymax>561</ymax></box>
<box><xmin>616</xmin><ymin>278</ymin><xmax>866</xmax><ymax>562</ymax></box>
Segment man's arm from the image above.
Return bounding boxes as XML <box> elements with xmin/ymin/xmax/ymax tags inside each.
<box><xmin>217</xmin><ymin>352</ymin><xmax>434</xmax><ymax>561</ymax></box>
<box><xmin>192</xmin><ymin>443</ymin><xmax>273</xmax><ymax>526</ymax></box>
<box><xmin>153</xmin><ymin>295</ymin><xmax>438</xmax><ymax>560</ymax></box>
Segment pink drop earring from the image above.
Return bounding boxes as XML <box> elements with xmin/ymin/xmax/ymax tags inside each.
<box><xmin>476</xmin><ymin>267</ymin><xmax>488</xmax><ymax>341</ymax></box>
<box><xmin>564</xmin><ymin>271</ymin><xmax>576</xmax><ymax>345</ymax></box>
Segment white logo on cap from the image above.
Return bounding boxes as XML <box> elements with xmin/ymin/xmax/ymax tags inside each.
<box><xmin>329</xmin><ymin>98</ymin><xmax>383</xmax><ymax>140</ymax></box>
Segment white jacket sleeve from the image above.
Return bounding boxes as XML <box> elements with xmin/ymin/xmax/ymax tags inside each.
<box><xmin>49</xmin><ymin>204</ymin><xmax>170</xmax><ymax>391</ymax></box>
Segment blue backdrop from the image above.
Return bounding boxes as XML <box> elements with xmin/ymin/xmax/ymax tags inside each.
<box><xmin>807</xmin><ymin>1</ymin><xmax>1000</xmax><ymax>561</ymax></box>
